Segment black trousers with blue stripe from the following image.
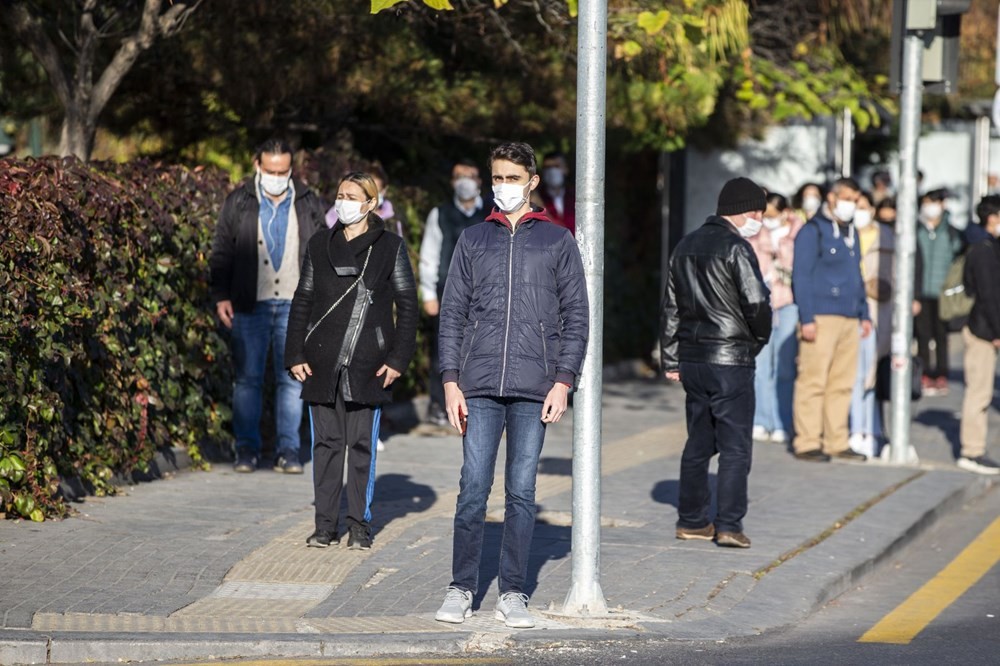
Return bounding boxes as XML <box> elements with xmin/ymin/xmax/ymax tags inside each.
<box><xmin>310</xmin><ymin>391</ymin><xmax>381</xmax><ymax>534</ymax></box>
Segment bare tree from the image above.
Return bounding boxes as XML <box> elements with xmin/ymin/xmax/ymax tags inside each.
<box><xmin>0</xmin><ymin>0</ymin><xmax>200</xmax><ymax>160</ymax></box>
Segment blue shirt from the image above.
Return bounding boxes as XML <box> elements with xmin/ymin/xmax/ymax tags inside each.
<box><xmin>259</xmin><ymin>184</ymin><xmax>293</xmax><ymax>271</ymax></box>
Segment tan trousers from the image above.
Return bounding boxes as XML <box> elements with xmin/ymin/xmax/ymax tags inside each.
<box><xmin>960</xmin><ymin>327</ymin><xmax>998</xmax><ymax>459</ymax></box>
<box><xmin>793</xmin><ymin>315</ymin><xmax>860</xmax><ymax>454</ymax></box>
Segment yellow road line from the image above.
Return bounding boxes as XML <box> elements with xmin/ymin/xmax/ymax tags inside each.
<box><xmin>858</xmin><ymin>516</ymin><xmax>1000</xmax><ymax>645</ymax></box>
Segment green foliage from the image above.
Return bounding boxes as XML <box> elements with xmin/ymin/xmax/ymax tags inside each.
<box><xmin>0</xmin><ymin>158</ymin><xmax>232</xmax><ymax>519</ymax></box>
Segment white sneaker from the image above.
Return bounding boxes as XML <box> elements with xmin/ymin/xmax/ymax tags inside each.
<box><xmin>495</xmin><ymin>591</ymin><xmax>534</xmax><ymax>628</ymax></box>
<box><xmin>956</xmin><ymin>456</ymin><xmax>1000</xmax><ymax>476</ymax></box>
<box><xmin>752</xmin><ymin>425</ymin><xmax>769</xmax><ymax>441</ymax></box>
<box><xmin>848</xmin><ymin>433</ymin><xmax>866</xmax><ymax>455</ymax></box>
<box><xmin>376</xmin><ymin>438</ymin><xmax>385</xmax><ymax>452</ymax></box>
<box><xmin>770</xmin><ymin>429</ymin><xmax>789</xmax><ymax>444</ymax></box>
<box><xmin>435</xmin><ymin>586</ymin><xmax>473</xmax><ymax>623</ymax></box>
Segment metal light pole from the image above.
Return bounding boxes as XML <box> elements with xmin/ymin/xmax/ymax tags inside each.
<box><xmin>888</xmin><ymin>32</ymin><xmax>925</xmax><ymax>465</ymax></box>
<box><xmin>562</xmin><ymin>0</ymin><xmax>608</xmax><ymax>616</ymax></box>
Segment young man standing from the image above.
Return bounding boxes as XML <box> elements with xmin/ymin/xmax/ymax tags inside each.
<box><xmin>958</xmin><ymin>195</ymin><xmax>1000</xmax><ymax>475</ymax></box>
<box><xmin>660</xmin><ymin>177</ymin><xmax>772</xmax><ymax>549</ymax></box>
<box><xmin>434</xmin><ymin>142</ymin><xmax>589</xmax><ymax>628</ymax></box>
<box><xmin>418</xmin><ymin>159</ymin><xmax>489</xmax><ymax>427</ymax></box>
<box><xmin>210</xmin><ymin>139</ymin><xmax>326</xmax><ymax>473</ymax></box>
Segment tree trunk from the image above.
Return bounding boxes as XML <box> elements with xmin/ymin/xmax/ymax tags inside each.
<box><xmin>58</xmin><ymin>104</ymin><xmax>96</xmax><ymax>161</ymax></box>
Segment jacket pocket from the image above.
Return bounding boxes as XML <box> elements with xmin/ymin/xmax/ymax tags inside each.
<box><xmin>461</xmin><ymin>320</ymin><xmax>479</xmax><ymax>373</ymax></box>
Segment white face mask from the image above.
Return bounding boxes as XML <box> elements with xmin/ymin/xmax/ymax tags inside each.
<box><xmin>738</xmin><ymin>215</ymin><xmax>763</xmax><ymax>238</ymax></box>
<box><xmin>763</xmin><ymin>216</ymin><xmax>783</xmax><ymax>230</ymax></box>
<box><xmin>853</xmin><ymin>209</ymin><xmax>873</xmax><ymax>230</ymax></box>
<box><xmin>493</xmin><ymin>182</ymin><xmax>529</xmax><ymax>213</ymax></box>
<box><xmin>834</xmin><ymin>199</ymin><xmax>856</xmax><ymax>222</ymax></box>
<box><xmin>543</xmin><ymin>167</ymin><xmax>565</xmax><ymax>189</ymax></box>
<box><xmin>803</xmin><ymin>194</ymin><xmax>822</xmax><ymax>215</ymax></box>
<box><xmin>377</xmin><ymin>191</ymin><xmax>386</xmax><ymax>208</ymax></box>
<box><xmin>454</xmin><ymin>177</ymin><xmax>479</xmax><ymax>201</ymax></box>
<box><xmin>920</xmin><ymin>202</ymin><xmax>944</xmax><ymax>222</ymax></box>
<box><xmin>259</xmin><ymin>169</ymin><xmax>290</xmax><ymax>197</ymax></box>
<box><xmin>335</xmin><ymin>199</ymin><xmax>368</xmax><ymax>226</ymax></box>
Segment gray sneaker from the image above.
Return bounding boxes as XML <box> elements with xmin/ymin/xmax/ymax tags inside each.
<box><xmin>274</xmin><ymin>455</ymin><xmax>304</xmax><ymax>474</ymax></box>
<box><xmin>495</xmin><ymin>591</ymin><xmax>534</xmax><ymax>628</ymax></box>
<box><xmin>233</xmin><ymin>453</ymin><xmax>257</xmax><ymax>473</ymax></box>
<box><xmin>956</xmin><ymin>455</ymin><xmax>1000</xmax><ymax>476</ymax></box>
<box><xmin>434</xmin><ymin>586</ymin><xmax>473</xmax><ymax>623</ymax></box>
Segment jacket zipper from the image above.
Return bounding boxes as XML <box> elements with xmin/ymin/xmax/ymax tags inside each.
<box><xmin>344</xmin><ymin>289</ymin><xmax>373</xmax><ymax>367</ymax></box>
<box><xmin>540</xmin><ymin>321</ymin><xmax>548</xmax><ymax>376</ymax></box>
<box><xmin>461</xmin><ymin>320</ymin><xmax>479</xmax><ymax>373</ymax></box>
<box><xmin>499</xmin><ymin>227</ymin><xmax>516</xmax><ymax>396</ymax></box>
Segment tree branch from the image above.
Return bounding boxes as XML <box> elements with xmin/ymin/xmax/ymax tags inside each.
<box><xmin>0</xmin><ymin>2</ymin><xmax>72</xmax><ymax>108</ymax></box>
<box><xmin>88</xmin><ymin>0</ymin><xmax>199</xmax><ymax>123</ymax></box>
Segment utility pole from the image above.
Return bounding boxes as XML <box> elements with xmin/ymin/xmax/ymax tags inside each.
<box><xmin>563</xmin><ymin>0</ymin><xmax>609</xmax><ymax>616</ymax></box>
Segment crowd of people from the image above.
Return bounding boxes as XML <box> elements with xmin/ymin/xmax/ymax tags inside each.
<box><xmin>207</xmin><ymin>137</ymin><xmax>1000</xmax><ymax>627</ymax></box>
<box><xmin>730</xmin><ymin>172</ymin><xmax>1000</xmax><ymax>475</ymax></box>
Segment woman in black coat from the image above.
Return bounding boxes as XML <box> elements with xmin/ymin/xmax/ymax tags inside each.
<box><xmin>285</xmin><ymin>172</ymin><xmax>418</xmax><ymax>550</ymax></box>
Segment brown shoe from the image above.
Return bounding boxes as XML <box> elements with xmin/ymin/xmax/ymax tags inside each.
<box><xmin>832</xmin><ymin>449</ymin><xmax>868</xmax><ymax>462</ymax></box>
<box><xmin>676</xmin><ymin>524</ymin><xmax>716</xmax><ymax>541</ymax></box>
<box><xmin>716</xmin><ymin>531</ymin><xmax>751</xmax><ymax>548</ymax></box>
<box><xmin>794</xmin><ymin>449</ymin><xmax>831</xmax><ymax>462</ymax></box>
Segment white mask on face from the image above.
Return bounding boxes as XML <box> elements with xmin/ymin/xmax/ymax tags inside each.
<box><xmin>834</xmin><ymin>199</ymin><xmax>857</xmax><ymax>222</ymax></box>
<box><xmin>738</xmin><ymin>215</ymin><xmax>763</xmax><ymax>238</ymax></box>
<box><xmin>803</xmin><ymin>194</ymin><xmax>822</xmax><ymax>215</ymax></box>
<box><xmin>920</xmin><ymin>202</ymin><xmax>944</xmax><ymax>222</ymax></box>
<box><xmin>259</xmin><ymin>169</ymin><xmax>290</xmax><ymax>197</ymax></box>
<box><xmin>493</xmin><ymin>182</ymin><xmax>529</xmax><ymax>213</ymax></box>
<box><xmin>543</xmin><ymin>167</ymin><xmax>565</xmax><ymax>189</ymax></box>
<box><xmin>377</xmin><ymin>191</ymin><xmax>386</xmax><ymax>208</ymax></box>
<box><xmin>335</xmin><ymin>199</ymin><xmax>368</xmax><ymax>226</ymax></box>
<box><xmin>763</xmin><ymin>216</ymin><xmax>783</xmax><ymax>230</ymax></box>
<box><xmin>853</xmin><ymin>209</ymin><xmax>873</xmax><ymax>230</ymax></box>
<box><xmin>454</xmin><ymin>177</ymin><xmax>479</xmax><ymax>201</ymax></box>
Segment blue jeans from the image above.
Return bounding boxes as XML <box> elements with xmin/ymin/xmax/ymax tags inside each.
<box><xmin>753</xmin><ymin>304</ymin><xmax>798</xmax><ymax>434</ymax></box>
<box><xmin>849</xmin><ymin>329</ymin><xmax>882</xmax><ymax>439</ymax></box>
<box><xmin>231</xmin><ymin>299</ymin><xmax>302</xmax><ymax>461</ymax></box>
<box><xmin>678</xmin><ymin>362</ymin><xmax>755</xmax><ymax>534</ymax></box>
<box><xmin>451</xmin><ymin>397</ymin><xmax>546</xmax><ymax>596</ymax></box>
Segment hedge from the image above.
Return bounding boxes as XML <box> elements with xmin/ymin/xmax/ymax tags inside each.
<box><xmin>0</xmin><ymin>158</ymin><xmax>232</xmax><ymax>520</ymax></box>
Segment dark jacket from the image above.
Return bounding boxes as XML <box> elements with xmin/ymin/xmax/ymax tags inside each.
<box><xmin>439</xmin><ymin>209</ymin><xmax>589</xmax><ymax>401</ymax></box>
<box><xmin>660</xmin><ymin>216</ymin><xmax>772</xmax><ymax>373</ymax></box>
<box><xmin>792</xmin><ymin>213</ymin><xmax>870</xmax><ymax>324</ymax></box>
<box><xmin>284</xmin><ymin>218</ymin><xmax>419</xmax><ymax>406</ymax></box>
<box><xmin>435</xmin><ymin>200</ymin><xmax>489</xmax><ymax>300</ymax></box>
<box><xmin>964</xmin><ymin>236</ymin><xmax>1000</xmax><ymax>343</ymax></box>
<box><xmin>210</xmin><ymin>179</ymin><xmax>326</xmax><ymax>312</ymax></box>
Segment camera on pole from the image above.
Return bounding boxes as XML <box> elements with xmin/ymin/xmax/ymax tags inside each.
<box><xmin>890</xmin><ymin>0</ymin><xmax>972</xmax><ymax>94</ymax></box>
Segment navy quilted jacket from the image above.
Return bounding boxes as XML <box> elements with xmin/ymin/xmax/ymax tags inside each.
<box><xmin>439</xmin><ymin>209</ymin><xmax>589</xmax><ymax>401</ymax></box>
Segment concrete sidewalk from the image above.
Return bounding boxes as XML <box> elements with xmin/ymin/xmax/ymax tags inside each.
<box><xmin>0</xmin><ymin>375</ymin><xmax>997</xmax><ymax>664</ymax></box>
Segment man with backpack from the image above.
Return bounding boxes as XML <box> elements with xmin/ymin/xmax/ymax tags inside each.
<box><xmin>791</xmin><ymin>177</ymin><xmax>872</xmax><ymax>463</ymax></box>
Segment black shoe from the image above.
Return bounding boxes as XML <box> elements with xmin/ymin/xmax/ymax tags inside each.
<box><xmin>234</xmin><ymin>452</ymin><xmax>257</xmax><ymax>473</ymax></box>
<box><xmin>347</xmin><ymin>524</ymin><xmax>372</xmax><ymax>550</ymax></box>
<box><xmin>832</xmin><ymin>449</ymin><xmax>868</xmax><ymax>462</ymax></box>
<box><xmin>306</xmin><ymin>530</ymin><xmax>339</xmax><ymax>548</ymax></box>
<box><xmin>274</xmin><ymin>455</ymin><xmax>304</xmax><ymax>474</ymax></box>
<box><xmin>794</xmin><ymin>449</ymin><xmax>831</xmax><ymax>463</ymax></box>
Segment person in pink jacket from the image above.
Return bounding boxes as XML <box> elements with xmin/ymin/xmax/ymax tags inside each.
<box><xmin>748</xmin><ymin>192</ymin><xmax>804</xmax><ymax>444</ymax></box>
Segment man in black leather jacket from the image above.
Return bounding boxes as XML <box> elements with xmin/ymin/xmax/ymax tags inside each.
<box><xmin>659</xmin><ymin>177</ymin><xmax>772</xmax><ymax>549</ymax></box>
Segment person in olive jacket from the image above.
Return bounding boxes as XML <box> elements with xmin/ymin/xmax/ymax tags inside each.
<box><xmin>433</xmin><ymin>142</ymin><xmax>588</xmax><ymax>630</ymax></box>
<box><xmin>285</xmin><ymin>172</ymin><xmax>418</xmax><ymax>551</ymax></box>
<box><xmin>209</xmin><ymin>139</ymin><xmax>327</xmax><ymax>474</ymax></box>
<box><xmin>660</xmin><ymin>177</ymin><xmax>772</xmax><ymax>549</ymax></box>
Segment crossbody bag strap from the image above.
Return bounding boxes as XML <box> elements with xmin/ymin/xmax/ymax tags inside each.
<box><xmin>304</xmin><ymin>246</ymin><xmax>373</xmax><ymax>345</ymax></box>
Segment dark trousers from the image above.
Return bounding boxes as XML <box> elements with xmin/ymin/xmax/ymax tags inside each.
<box><xmin>915</xmin><ymin>297</ymin><xmax>949</xmax><ymax>379</ymax></box>
<box><xmin>677</xmin><ymin>362</ymin><xmax>755</xmax><ymax>534</ymax></box>
<box><xmin>310</xmin><ymin>392</ymin><xmax>381</xmax><ymax>533</ymax></box>
<box><xmin>428</xmin><ymin>314</ymin><xmax>445</xmax><ymax>413</ymax></box>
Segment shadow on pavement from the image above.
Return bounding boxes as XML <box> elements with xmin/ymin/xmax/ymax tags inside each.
<box><xmin>371</xmin><ymin>473</ymin><xmax>437</xmax><ymax>529</ymax></box>
<box><xmin>473</xmin><ymin>522</ymin><xmax>572</xmax><ymax>608</ymax></box>
<box><xmin>651</xmin><ymin>475</ymin><xmax>718</xmax><ymax>512</ymax></box>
